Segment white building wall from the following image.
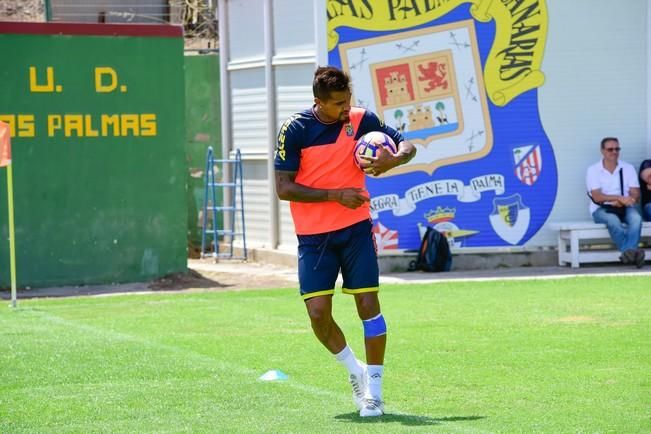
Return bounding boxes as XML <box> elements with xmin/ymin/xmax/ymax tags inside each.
<box><xmin>275</xmin><ymin>70</ymin><xmax>315</xmax><ymax>250</ymax></box>
<box><xmin>534</xmin><ymin>0</ymin><xmax>648</xmax><ymax>247</ymax></box>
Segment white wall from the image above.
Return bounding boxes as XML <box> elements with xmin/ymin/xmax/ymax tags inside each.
<box><xmin>274</xmin><ymin>65</ymin><xmax>315</xmax><ymax>250</ymax></box>
<box><xmin>534</xmin><ymin>0</ymin><xmax>648</xmax><ymax>246</ymax></box>
<box><xmin>221</xmin><ymin>0</ymin><xmax>318</xmax><ymax>249</ymax></box>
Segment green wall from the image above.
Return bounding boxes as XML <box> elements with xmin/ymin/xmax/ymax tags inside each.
<box><xmin>0</xmin><ymin>24</ymin><xmax>187</xmax><ymax>288</ymax></box>
<box><xmin>184</xmin><ymin>54</ymin><xmax>221</xmax><ymax>250</ymax></box>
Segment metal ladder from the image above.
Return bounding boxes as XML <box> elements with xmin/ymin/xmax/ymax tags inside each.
<box><xmin>200</xmin><ymin>147</ymin><xmax>247</xmax><ymax>260</ymax></box>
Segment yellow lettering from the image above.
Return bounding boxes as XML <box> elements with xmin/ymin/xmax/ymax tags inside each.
<box><xmin>29</xmin><ymin>66</ymin><xmax>55</xmax><ymax>92</ymax></box>
<box><xmin>140</xmin><ymin>114</ymin><xmax>157</xmax><ymax>136</ymax></box>
<box><xmin>64</xmin><ymin>114</ymin><xmax>84</xmax><ymax>137</ymax></box>
<box><xmin>84</xmin><ymin>115</ymin><xmax>99</xmax><ymax>137</ymax></box>
<box><xmin>121</xmin><ymin>114</ymin><xmax>139</xmax><ymax>136</ymax></box>
<box><xmin>48</xmin><ymin>115</ymin><xmax>62</xmax><ymax>137</ymax></box>
<box><xmin>101</xmin><ymin>114</ymin><xmax>120</xmax><ymax>136</ymax></box>
<box><xmin>18</xmin><ymin>114</ymin><xmax>35</xmax><ymax>137</ymax></box>
<box><xmin>95</xmin><ymin>67</ymin><xmax>118</xmax><ymax>93</ymax></box>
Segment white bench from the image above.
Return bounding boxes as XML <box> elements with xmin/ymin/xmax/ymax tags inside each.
<box><xmin>551</xmin><ymin>221</ymin><xmax>651</xmax><ymax>268</ymax></box>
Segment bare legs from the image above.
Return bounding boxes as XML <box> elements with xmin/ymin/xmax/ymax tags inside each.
<box><xmin>304</xmin><ymin>292</ymin><xmax>386</xmax><ymax>363</ymax></box>
<box><xmin>354</xmin><ymin>292</ymin><xmax>386</xmax><ymax>365</ymax></box>
<box><xmin>304</xmin><ymin>295</ymin><xmax>346</xmax><ymax>354</ymax></box>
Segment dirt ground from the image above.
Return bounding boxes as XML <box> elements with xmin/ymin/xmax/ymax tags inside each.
<box><xmin>4</xmin><ymin>257</ymin><xmax>651</xmax><ymax>300</ymax></box>
<box><xmin>150</xmin><ymin>262</ymin><xmax>297</xmax><ymax>292</ymax></box>
<box><xmin>0</xmin><ymin>259</ymin><xmax>299</xmax><ymax>300</ymax></box>
<box><xmin>0</xmin><ymin>1</ymin><xmax>45</xmax><ymax>22</ymax></box>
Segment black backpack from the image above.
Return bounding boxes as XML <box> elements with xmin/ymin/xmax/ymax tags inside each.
<box><xmin>408</xmin><ymin>226</ymin><xmax>452</xmax><ymax>272</ymax></box>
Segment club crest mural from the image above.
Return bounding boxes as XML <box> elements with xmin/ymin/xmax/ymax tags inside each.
<box><xmin>327</xmin><ymin>0</ymin><xmax>558</xmax><ymax>251</ymax></box>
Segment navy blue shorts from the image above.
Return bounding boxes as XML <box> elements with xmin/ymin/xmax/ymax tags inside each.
<box><xmin>297</xmin><ymin>218</ymin><xmax>379</xmax><ymax>300</ymax></box>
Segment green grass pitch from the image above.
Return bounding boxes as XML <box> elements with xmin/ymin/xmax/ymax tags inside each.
<box><xmin>1</xmin><ymin>275</ymin><xmax>649</xmax><ymax>433</ymax></box>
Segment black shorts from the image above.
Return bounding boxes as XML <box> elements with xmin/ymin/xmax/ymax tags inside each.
<box><xmin>297</xmin><ymin>219</ymin><xmax>379</xmax><ymax>300</ymax></box>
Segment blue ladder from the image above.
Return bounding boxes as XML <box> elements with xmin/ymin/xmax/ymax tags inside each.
<box><xmin>200</xmin><ymin>147</ymin><xmax>247</xmax><ymax>260</ymax></box>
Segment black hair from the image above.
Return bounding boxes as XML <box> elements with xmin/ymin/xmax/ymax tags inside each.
<box><xmin>312</xmin><ymin>66</ymin><xmax>351</xmax><ymax>101</ymax></box>
<box><xmin>600</xmin><ymin>137</ymin><xmax>619</xmax><ymax>149</ymax></box>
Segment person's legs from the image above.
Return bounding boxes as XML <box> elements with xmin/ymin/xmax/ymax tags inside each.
<box><xmin>644</xmin><ymin>203</ymin><xmax>651</xmax><ymax>221</ymax></box>
<box><xmin>623</xmin><ymin>207</ymin><xmax>642</xmax><ymax>250</ymax></box>
<box><xmin>304</xmin><ymin>296</ymin><xmax>367</xmax><ymax>408</ymax></box>
<box><xmin>339</xmin><ymin>219</ymin><xmax>386</xmax><ymax>416</ymax></box>
<box><xmin>593</xmin><ymin>207</ymin><xmax>632</xmax><ymax>255</ymax></box>
<box><xmin>304</xmin><ymin>295</ymin><xmax>345</xmax><ymax>353</ymax></box>
<box><xmin>623</xmin><ymin>207</ymin><xmax>644</xmax><ymax>268</ymax></box>
<box><xmin>353</xmin><ymin>292</ymin><xmax>386</xmax><ymax>417</ymax></box>
<box><xmin>298</xmin><ymin>229</ymin><xmax>366</xmax><ymax>409</ymax></box>
<box><xmin>353</xmin><ymin>292</ymin><xmax>386</xmax><ymax>365</ymax></box>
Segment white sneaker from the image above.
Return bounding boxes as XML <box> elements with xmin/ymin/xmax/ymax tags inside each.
<box><xmin>348</xmin><ymin>362</ymin><xmax>367</xmax><ymax>410</ymax></box>
<box><xmin>359</xmin><ymin>397</ymin><xmax>384</xmax><ymax>417</ymax></box>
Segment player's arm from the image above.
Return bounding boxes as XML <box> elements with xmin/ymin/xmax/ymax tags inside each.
<box><xmin>392</xmin><ymin>139</ymin><xmax>417</xmax><ymax>166</ymax></box>
<box><xmin>362</xmin><ymin>140</ymin><xmax>416</xmax><ymax>176</ymax></box>
<box><xmin>358</xmin><ymin>111</ymin><xmax>416</xmax><ymax>176</ymax></box>
<box><xmin>275</xmin><ymin>170</ymin><xmax>369</xmax><ymax>209</ymax></box>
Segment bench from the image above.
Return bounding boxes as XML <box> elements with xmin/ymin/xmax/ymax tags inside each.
<box><xmin>551</xmin><ymin>221</ymin><xmax>651</xmax><ymax>268</ymax></box>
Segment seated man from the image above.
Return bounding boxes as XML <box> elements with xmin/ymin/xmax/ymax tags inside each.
<box><xmin>586</xmin><ymin>137</ymin><xmax>644</xmax><ymax>267</ymax></box>
<box><xmin>640</xmin><ymin>159</ymin><xmax>651</xmax><ymax>221</ymax></box>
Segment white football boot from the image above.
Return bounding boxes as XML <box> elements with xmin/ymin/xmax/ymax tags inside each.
<box><xmin>359</xmin><ymin>396</ymin><xmax>385</xmax><ymax>417</ymax></box>
<box><xmin>348</xmin><ymin>362</ymin><xmax>368</xmax><ymax>410</ymax></box>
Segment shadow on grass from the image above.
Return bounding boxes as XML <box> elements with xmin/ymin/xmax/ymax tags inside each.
<box><xmin>334</xmin><ymin>412</ymin><xmax>485</xmax><ymax>426</ymax></box>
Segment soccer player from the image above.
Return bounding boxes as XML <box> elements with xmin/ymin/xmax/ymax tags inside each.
<box><xmin>274</xmin><ymin>66</ymin><xmax>416</xmax><ymax>417</ymax></box>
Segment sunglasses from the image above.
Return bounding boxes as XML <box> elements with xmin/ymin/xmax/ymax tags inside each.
<box><xmin>605</xmin><ymin>147</ymin><xmax>621</xmax><ymax>152</ymax></box>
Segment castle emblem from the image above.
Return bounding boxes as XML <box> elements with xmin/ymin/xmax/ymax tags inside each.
<box><xmin>371</xmin><ymin>51</ymin><xmax>460</xmax><ymax>142</ymax></box>
<box><xmin>340</xmin><ymin>20</ymin><xmax>494</xmax><ymax>176</ymax></box>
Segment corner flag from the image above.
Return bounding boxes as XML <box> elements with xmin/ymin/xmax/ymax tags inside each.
<box><xmin>0</xmin><ymin>121</ymin><xmax>10</xmax><ymax>167</ymax></box>
<box><xmin>0</xmin><ymin>121</ymin><xmax>17</xmax><ymax>308</ymax></box>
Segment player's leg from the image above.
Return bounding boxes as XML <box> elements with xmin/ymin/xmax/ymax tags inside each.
<box><xmin>304</xmin><ymin>295</ymin><xmax>345</xmax><ymax>353</ymax></box>
<box><xmin>353</xmin><ymin>292</ymin><xmax>386</xmax><ymax>417</ymax></box>
<box><xmin>298</xmin><ymin>230</ymin><xmax>366</xmax><ymax>408</ymax></box>
<box><xmin>340</xmin><ymin>219</ymin><xmax>386</xmax><ymax>417</ymax></box>
<box><xmin>354</xmin><ymin>292</ymin><xmax>386</xmax><ymax>364</ymax></box>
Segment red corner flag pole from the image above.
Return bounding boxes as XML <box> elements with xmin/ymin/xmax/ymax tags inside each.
<box><xmin>0</xmin><ymin>121</ymin><xmax>17</xmax><ymax>308</ymax></box>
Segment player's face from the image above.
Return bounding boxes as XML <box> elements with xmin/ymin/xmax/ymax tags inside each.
<box><xmin>316</xmin><ymin>90</ymin><xmax>351</xmax><ymax>123</ymax></box>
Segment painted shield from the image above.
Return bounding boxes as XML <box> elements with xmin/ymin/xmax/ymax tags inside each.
<box><xmin>489</xmin><ymin>194</ymin><xmax>530</xmax><ymax>245</ymax></box>
<box><xmin>513</xmin><ymin>145</ymin><xmax>543</xmax><ymax>186</ymax></box>
<box><xmin>340</xmin><ymin>20</ymin><xmax>492</xmax><ymax>175</ymax></box>
<box><xmin>328</xmin><ymin>1</ymin><xmax>556</xmax><ymax>249</ymax></box>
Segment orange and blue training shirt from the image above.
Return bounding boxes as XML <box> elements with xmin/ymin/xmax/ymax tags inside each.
<box><xmin>275</xmin><ymin>106</ymin><xmax>404</xmax><ymax>235</ymax></box>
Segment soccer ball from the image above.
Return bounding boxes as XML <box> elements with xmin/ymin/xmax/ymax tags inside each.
<box><xmin>353</xmin><ymin>131</ymin><xmax>397</xmax><ymax>171</ymax></box>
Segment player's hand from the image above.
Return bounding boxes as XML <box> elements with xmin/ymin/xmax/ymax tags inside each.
<box><xmin>360</xmin><ymin>143</ymin><xmax>399</xmax><ymax>176</ymax></box>
<box><xmin>329</xmin><ymin>188</ymin><xmax>370</xmax><ymax>209</ymax></box>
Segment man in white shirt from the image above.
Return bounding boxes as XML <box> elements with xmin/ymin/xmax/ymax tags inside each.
<box><xmin>586</xmin><ymin>137</ymin><xmax>644</xmax><ymax>267</ymax></box>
